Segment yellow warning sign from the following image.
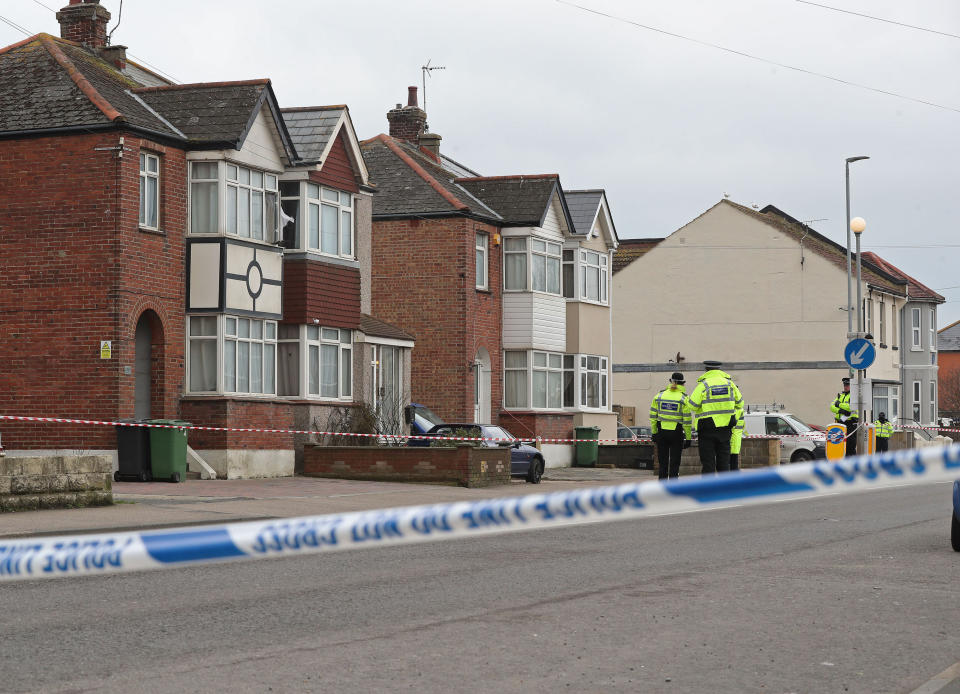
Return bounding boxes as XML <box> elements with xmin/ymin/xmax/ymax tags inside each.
<box><xmin>100</xmin><ymin>341</ymin><xmax>112</xmax><ymax>359</ymax></box>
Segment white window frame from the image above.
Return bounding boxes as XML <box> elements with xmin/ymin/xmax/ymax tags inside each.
<box><xmin>865</xmin><ymin>298</ymin><xmax>873</xmax><ymax>335</ymax></box>
<box><xmin>892</xmin><ymin>303</ymin><xmax>898</xmax><ymax>348</ymax></box>
<box><xmin>306</xmin><ymin>326</ymin><xmax>353</xmax><ymax>399</ymax></box>
<box><xmin>912</xmin><ymin>380</ymin><xmax>921</xmax><ymax>421</ymax></box>
<box><xmin>188</xmin><ymin>161</ymin><xmax>280</xmax><ymax>242</ymax></box>
<box><xmin>503</xmin><ymin>238</ymin><xmax>527</xmax><ymax>291</ymax></box>
<box><xmin>475</xmin><ymin>233</ymin><xmax>488</xmax><ymax>290</ymax></box>
<box><xmin>879</xmin><ymin>298</ymin><xmax>885</xmax><ymax>345</ymax></box>
<box><xmin>930</xmin><ymin>381</ymin><xmax>937</xmax><ymax>424</ymax></box>
<box><xmin>580</xmin><ymin>250</ymin><xmax>608</xmax><ymax>304</ymax></box>
<box><xmin>531</xmin><ymin>239</ymin><xmax>562</xmax><ymax>295</ymax></box>
<box><xmin>911</xmin><ymin>308</ymin><xmax>922</xmax><ymax>350</ymax></box>
<box><xmin>930</xmin><ymin>308</ymin><xmax>936</xmax><ymax>351</ymax></box>
<box><xmin>504</xmin><ymin>351</ymin><xmax>528</xmax><ymax>408</ymax></box>
<box><xmin>139</xmin><ymin>152</ymin><xmax>160</xmax><ymax>230</ymax></box>
<box><xmin>532</xmin><ymin>351</ymin><xmax>564</xmax><ymax>409</ymax></box>
<box><xmin>562</xmin><ymin>249</ymin><xmax>576</xmax><ymax>299</ymax></box>
<box><xmin>580</xmin><ymin>354</ymin><xmax>609</xmax><ymax>409</ymax></box>
<box><xmin>186</xmin><ymin>315</ymin><xmax>277</xmax><ymax>395</ymax></box>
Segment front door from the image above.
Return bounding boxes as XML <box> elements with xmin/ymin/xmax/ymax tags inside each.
<box><xmin>134</xmin><ymin>315</ymin><xmax>152</xmax><ymax>419</ymax></box>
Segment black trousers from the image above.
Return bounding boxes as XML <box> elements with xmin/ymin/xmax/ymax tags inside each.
<box><xmin>844</xmin><ymin>420</ymin><xmax>859</xmax><ymax>457</ymax></box>
<box><xmin>655</xmin><ymin>427</ymin><xmax>684</xmax><ymax>479</ymax></box>
<box><xmin>698</xmin><ymin>420</ymin><xmax>732</xmax><ymax>474</ymax></box>
<box><xmin>876</xmin><ymin>437</ymin><xmax>889</xmax><ymax>453</ymax></box>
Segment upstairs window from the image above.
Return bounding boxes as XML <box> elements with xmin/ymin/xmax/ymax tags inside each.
<box><xmin>531</xmin><ymin>240</ymin><xmax>562</xmax><ymax>294</ymax></box>
<box><xmin>504</xmin><ymin>238</ymin><xmax>527</xmax><ymax>290</ymax></box>
<box><xmin>475</xmin><ymin>233</ymin><xmax>488</xmax><ymax>290</ymax></box>
<box><xmin>911</xmin><ymin>308</ymin><xmax>921</xmax><ymax>349</ymax></box>
<box><xmin>190</xmin><ymin>162</ymin><xmax>219</xmax><ymax>234</ymax></box>
<box><xmin>581</xmin><ymin>250</ymin><xmax>608</xmax><ymax>303</ymax></box>
<box><xmin>227</xmin><ymin>165</ymin><xmax>278</xmax><ymax>241</ymax></box>
<box><xmin>879</xmin><ymin>298</ymin><xmax>886</xmax><ymax>345</ymax></box>
<box><xmin>562</xmin><ymin>249</ymin><xmax>575</xmax><ymax>298</ymax></box>
<box><xmin>930</xmin><ymin>308</ymin><xmax>936</xmax><ymax>351</ymax></box>
<box><xmin>139</xmin><ymin>152</ymin><xmax>159</xmax><ymax>230</ymax></box>
<box><xmin>279</xmin><ymin>182</ymin><xmax>354</xmax><ymax>258</ymax></box>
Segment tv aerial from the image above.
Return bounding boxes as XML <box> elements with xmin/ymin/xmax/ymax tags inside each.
<box><xmin>421</xmin><ymin>59</ymin><xmax>446</xmax><ymax>115</ymax></box>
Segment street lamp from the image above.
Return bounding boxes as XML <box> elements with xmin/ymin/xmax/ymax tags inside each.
<box><xmin>845</xmin><ymin>156</ymin><xmax>869</xmax><ymax>336</ymax></box>
<box><xmin>851</xmin><ymin>215</ymin><xmax>867</xmax><ymax>453</ymax></box>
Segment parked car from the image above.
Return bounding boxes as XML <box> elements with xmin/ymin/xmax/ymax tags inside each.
<box><xmin>617</xmin><ymin>425</ymin><xmax>639</xmax><ymax>443</ymax></box>
<box><xmin>409</xmin><ymin>423</ymin><xmax>545</xmax><ymax>483</ymax></box>
<box><xmin>743</xmin><ymin>410</ymin><xmax>826</xmax><ymax>463</ymax></box>
<box><xmin>405</xmin><ymin>403</ymin><xmax>444</xmax><ymax>436</ymax></box>
<box><xmin>629</xmin><ymin>425</ymin><xmax>652</xmax><ymax>440</ymax></box>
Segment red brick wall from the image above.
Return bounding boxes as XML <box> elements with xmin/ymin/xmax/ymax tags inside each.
<box><xmin>282</xmin><ymin>259</ymin><xmax>361</xmax><ymax>328</ymax></box>
<box><xmin>303</xmin><ymin>443</ymin><xmax>511</xmax><ymax>487</ymax></box>
<box><xmin>180</xmin><ymin>398</ymin><xmax>296</xmax><ymax>450</ymax></box>
<box><xmin>499</xmin><ymin>412</ymin><xmax>575</xmax><ymax>442</ymax></box>
<box><xmin>0</xmin><ymin>131</ymin><xmax>186</xmax><ymax>450</ymax></box>
<box><xmin>309</xmin><ymin>132</ymin><xmax>359</xmax><ymax>193</ymax></box>
<box><xmin>938</xmin><ymin>351</ymin><xmax>960</xmax><ymax>417</ymax></box>
<box><xmin>370</xmin><ymin>217</ymin><xmax>502</xmax><ymax>423</ymax></box>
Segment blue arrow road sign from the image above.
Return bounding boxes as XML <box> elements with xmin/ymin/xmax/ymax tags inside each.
<box><xmin>844</xmin><ymin>338</ymin><xmax>876</xmax><ymax>369</ymax></box>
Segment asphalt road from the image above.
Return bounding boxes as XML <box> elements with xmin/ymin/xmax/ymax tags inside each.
<box><xmin>2</xmin><ymin>481</ymin><xmax>957</xmax><ymax>694</ymax></box>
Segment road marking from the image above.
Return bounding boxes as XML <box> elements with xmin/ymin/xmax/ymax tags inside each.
<box><xmin>909</xmin><ymin>661</ymin><xmax>960</xmax><ymax>694</ymax></box>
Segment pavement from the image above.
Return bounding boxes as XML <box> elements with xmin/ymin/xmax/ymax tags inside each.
<box><xmin>0</xmin><ymin>466</ymin><xmax>655</xmax><ymax>539</ymax></box>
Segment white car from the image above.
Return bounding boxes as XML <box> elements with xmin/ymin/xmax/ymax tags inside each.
<box><xmin>743</xmin><ymin>411</ymin><xmax>826</xmax><ymax>463</ymax></box>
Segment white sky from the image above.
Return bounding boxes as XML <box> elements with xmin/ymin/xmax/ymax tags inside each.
<box><xmin>4</xmin><ymin>0</ymin><xmax>959</xmax><ymax>324</ymax></box>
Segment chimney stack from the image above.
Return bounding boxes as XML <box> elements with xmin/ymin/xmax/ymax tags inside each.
<box><xmin>57</xmin><ymin>0</ymin><xmax>111</xmax><ymax>49</ymax></box>
<box><xmin>99</xmin><ymin>44</ymin><xmax>127</xmax><ymax>70</ymax></box>
<box><xmin>386</xmin><ymin>86</ymin><xmax>427</xmax><ymax>144</ymax></box>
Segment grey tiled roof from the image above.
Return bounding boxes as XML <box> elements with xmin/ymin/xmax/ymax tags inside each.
<box><xmin>282</xmin><ymin>107</ymin><xmax>344</xmax><ymax>163</ymax></box>
<box><xmin>564</xmin><ymin>190</ymin><xmax>602</xmax><ymax>235</ymax></box>
<box><xmin>134</xmin><ymin>81</ymin><xmax>271</xmax><ymax>147</ymax></box>
<box><xmin>0</xmin><ymin>34</ymin><xmax>175</xmax><ymax>136</ymax></box>
<box><xmin>360</xmin><ymin>313</ymin><xmax>415</xmax><ymax>342</ymax></box>
<box><xmin>938</xmin><ymin>320</ymin><xmax>960</xmax><ymax>351</ymax></box>
<box><xmin>456</xmin><ymin>176</ymin><xmax>560</xmax><ymax>226</ymax></box>
<box><xmin>360</xmin><ymin>135</ymin><xmax>501</xmax><ymax>221</ymax></box>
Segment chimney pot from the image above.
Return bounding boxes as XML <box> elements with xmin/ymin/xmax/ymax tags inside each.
<box><xmin>407</xmin><ymin>86</ymin><xmax>418</xmax><ymax>108</ymax></box>
<box><xmin>387</xmin><ymin>88</ymin><xmax>427</xmax><ymax>144</ymax></box>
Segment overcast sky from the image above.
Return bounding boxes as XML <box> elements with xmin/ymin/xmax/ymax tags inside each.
<box><xmin>4</xmin><ymin>0</ymin><xmax>959</xmax><ymax>324</ymax></box>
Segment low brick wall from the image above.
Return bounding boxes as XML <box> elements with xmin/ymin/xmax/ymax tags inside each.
<box><xmin>303</xmin><ymin>444</ymin><xmax>512</xmax><ymax>488</ymax></box>
<box><xmin>598</xmin><ymin>443</ymin><xmax>654</xmax><ymax>469</ymax></box>
<box><xmin>1</xmin><ymin>455</ymin><xmax>113</xmax><ymax>512</ymax></box>
<box><xmin>671</xmin><ymin>438</ymin><xmax>780</xmax><ymax>476</ymax></box>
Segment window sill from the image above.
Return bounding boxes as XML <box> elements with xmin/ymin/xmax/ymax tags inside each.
<box><xmin>139</xmin><ymin>227</ymin><xmax>166</xmax><ymax>236</ymax></box>
<box><xmin>879</xmin><ymin>344</ymin><xmax>888</xmax><ymax>349</ymax></box>
<box><xmin>475</xmin><ymin>287</ymin><xmax>492</xmax><ymax>294</ymax></box>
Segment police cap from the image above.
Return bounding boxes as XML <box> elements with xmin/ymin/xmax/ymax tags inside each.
<box><xmin>703</xmin><ymin>360</ymin><xmax>723</xmax><ymax>369</ymax></box>
<box><xmin>841</xmin><ymin>377</ymin><xmax>851</xmax><ymax>385</ymax></box>
<box><xmin>670</xmin><ymin>372</ymin><xmax>685</xmax><ymax>384</ymax></box>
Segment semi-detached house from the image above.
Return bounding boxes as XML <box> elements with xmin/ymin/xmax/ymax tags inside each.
<box><xmin>361</xmin><ymin>89</ymin><xmax>618</xmax><ymax>465</ymax></box>
<box><xmin>0</xmin><ymin>0</ymin><xmax>412</xmax><ymax>477</ymax></box>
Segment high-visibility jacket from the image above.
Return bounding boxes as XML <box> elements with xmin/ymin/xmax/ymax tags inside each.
<box><xmin>730</xmin><ymin>413</ymin><xmax>746</xmax><ymax>455</ymax></box>
<box><xmin>649</xmin><ymin>386</ymin><xmax>692</xmax><ymax>438</ymax></box>
<box><xmin>831</xmin><ymin>392</ymin><xmax>855</xmax><ymax>423</ymax></box>
<box><xmin>875</xmin><ymin>419</ymin><xmax>893</xmax><ymax>438</ymax></box>
<box><xmin>687</xmin><ymin>369</ymin><xmax>743</xmax><ymax>429</ymax></box>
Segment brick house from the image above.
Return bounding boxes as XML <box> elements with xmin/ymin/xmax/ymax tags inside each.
<box><xmin>360</xmin><ymin>89</ymin><xmax>619</xmax><ymax>465</ymax></box>
<box><xmin>0</xmin><ymin>1</ymin><xmax>412</xmax><ymax>477</ymax></box>
<box><xmin>937</xmin><ymin>320</ymin><xmax>960</xmax><ymax>424</ymax></box>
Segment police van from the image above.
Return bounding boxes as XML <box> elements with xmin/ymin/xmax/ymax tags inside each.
<box><xmin>743</xmin><ymin>404</ymin><xmax>826</xmax><ymax>463</ymax></box>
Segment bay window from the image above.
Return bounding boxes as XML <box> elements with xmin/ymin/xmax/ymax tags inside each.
<box><xmin>279</xmin><ymin>181</ymin><xmax>354</xmax><ymax>257</ymax></box>
<box><xmin>306</xmin><ymin>326</ymin><xmax>352</xmax><ymax>399</ymax></box>
<box><xmin>504</xmin><ymin>238</ymin><xmax>527</xmax><ymax>290</ymax></box>
<box><xmin>532</xmin><ymin>352</ymin><xmax>563</xmax><ymax>408</ymax></box>
<box><xmin>504</xmin><ymin>351</ymin><xmax>528</xmax><ymax>408</ymax></box>
<box><xmin>503</xmin><ymin>237</ymin><xmax>561</xmax><ymax>294</ymax></box>
<box><xmin>139</xmin><ymin>152</ymin><xmax>159</xmax><ymax>230</ymax></box>
<box><xmin>187</xmin><ymin>315</ymin><xmax>277</xmax><ymax>395</ymax></box>
<box><xmin>189</xmin><ymin>161</ymin><xmax>279</xmax><ymax>241</ymax></box>
<box><xmin>562</xmin><ymin>249</ymin><xmax>575</xmax><ymax>298</ymax></box>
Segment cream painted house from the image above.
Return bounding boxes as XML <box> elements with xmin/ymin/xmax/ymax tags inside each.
<box><xmin>612</xmin><ymin>200</ymin><xmax>907</xmax><ymax>428</ymax></box>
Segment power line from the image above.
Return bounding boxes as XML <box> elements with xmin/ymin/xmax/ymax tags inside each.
<box><xmin>796</xmin><ymin>1</ymin><xmax>960</xmax><ymax>41</ymax></box>
<box><xmin>555</xmin><ymin>0</ymin><xmax>960</xmax><ymax>115</ymax></box>
<box><xmin>0</xmin><ymin>13</ymin><xmax>32</xmax><ymax>36</ymax></box>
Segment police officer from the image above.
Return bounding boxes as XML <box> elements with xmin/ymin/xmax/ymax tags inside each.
<box><xmin>874</xmin><ymin>412</ymin><xmax>893</xmax><ymax>452</ymax></box>
<box><xmin>729</xmin><ymin>411</ymin><xmax>745</xmax><ymax>471</ymax></box>
<box><xmin>687</xmin><ymin>360</ymin><xmax>743</xmax><ymax>474</ymax></box>
<box><xmin>830</xmin><ymin>377</ymin><xmax>858</xmax><ymax>456</ymax></box>
<box><xmin>649</xmin><ymin>372</ymin><xmax>692</xmax><ymax>479</ymax></box>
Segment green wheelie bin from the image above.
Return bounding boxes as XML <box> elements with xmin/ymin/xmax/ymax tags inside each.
<box><xmin>147</xmin><ymin>420</ymin><xmax>190</xmax><ymax>483</ymax></box>
<box><xmin>574</xmin><ymin>426</ymin><xmax>601</xmax><ymax>467</ymax></box>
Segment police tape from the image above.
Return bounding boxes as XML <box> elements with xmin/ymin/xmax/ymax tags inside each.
<box><xmin>1</xmin><ymin>443</ymin><xmax>958</xmax><ymax>582</ymax></box>
<box><xmin>0</xmin><ymin>413</ymin><xmax>921</xmax><ymax>446</ymax></box>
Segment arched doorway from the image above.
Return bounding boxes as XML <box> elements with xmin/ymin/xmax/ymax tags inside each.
<box><xmin>134</xmin><ymin>314</ymin><xmax>153</xmax><ymax>419</ymax></box>
<box><xmin>473</xmin><ymin>347</ymin><xmax>491</xmax><ymax>424</ymax></box>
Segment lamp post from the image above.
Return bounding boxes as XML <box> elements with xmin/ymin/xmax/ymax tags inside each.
<box><xmin>851</xmin><ymin>215</ymin><xmax>867</xmax><ymax>453</ymax></box>
<box><xmin>845</xmin><ymin>156</ymin><xmax>869</xmax><ymax>337</ymax></box>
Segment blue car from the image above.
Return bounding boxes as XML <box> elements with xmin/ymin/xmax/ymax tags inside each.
<box><xmin>952</xmin><ymin>480</ymin><xmax>960</xmax><ymax>552</ymax></box>
<box><xmin>412</xmin><ymin>423</ymin><xmax>545</xmax><ymax>484</ymax></box>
